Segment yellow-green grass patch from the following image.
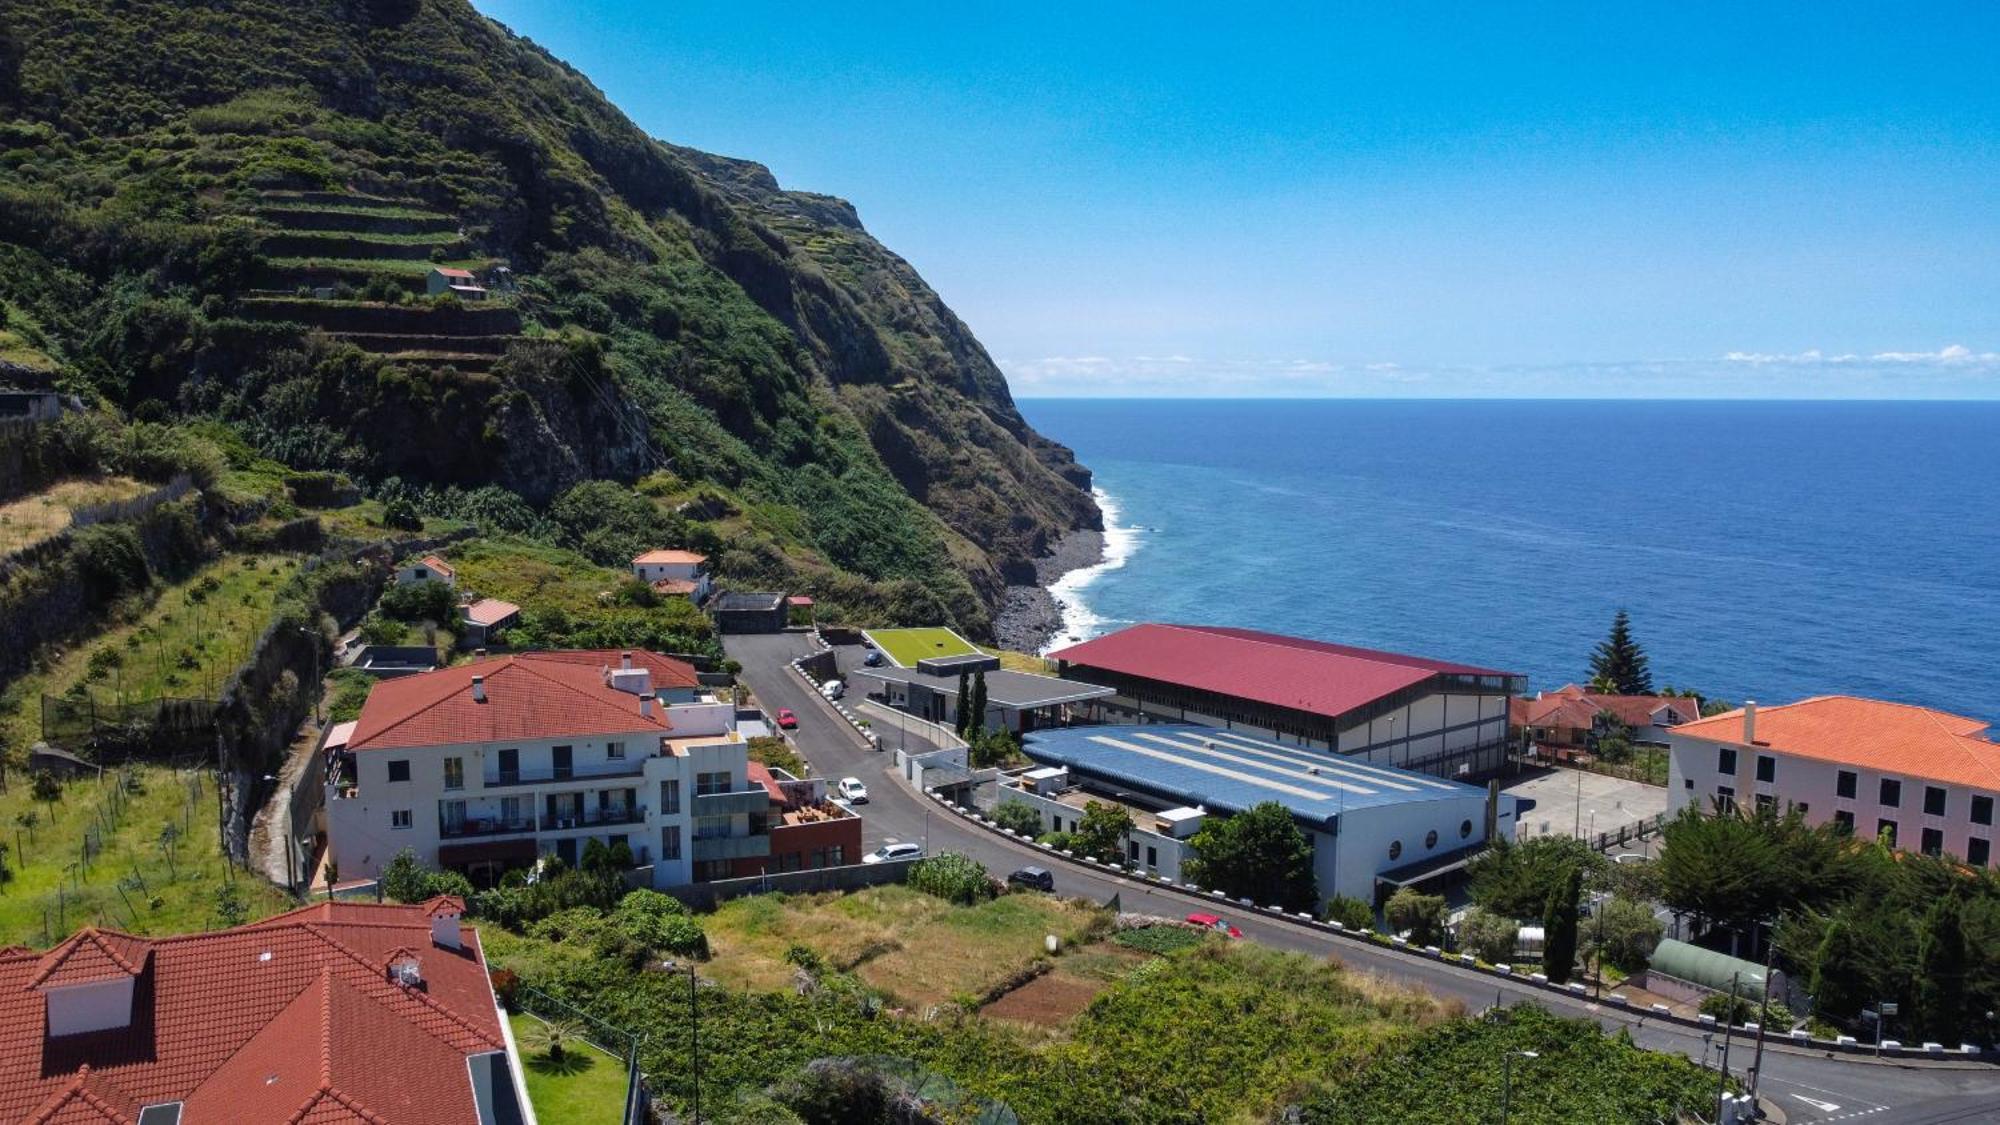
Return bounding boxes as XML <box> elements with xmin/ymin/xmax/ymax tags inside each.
<box><xmin>0</xmin><ymin>477</ymin><xmax>152</xmax><ymax>556</ymax></box>
<box><xmin>509</xmin><ymin>1012</ymin><xmax>628</xmax><ymax>1125</ymax></box>
<box><xmin>863</xmin><ymin>626</ymin><xmax>979</xmax><ymax>668</ymax></box>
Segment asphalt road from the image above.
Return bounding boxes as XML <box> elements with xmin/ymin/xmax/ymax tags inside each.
<box><xmin>726</xmin><ymin>632</ymin><xmax>2000</xmax><ymax>1124</ymax></box>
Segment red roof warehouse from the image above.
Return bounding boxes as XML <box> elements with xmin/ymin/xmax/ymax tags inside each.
<box><xmin>1049</xmin><ymin>624</ymin><xmax>1523</xmax><ymax>776</ymax></box>
<box><xmin>0</xmin><ymin>898</ymin><xmax>525</xmax><ymax>1124</ymax></box>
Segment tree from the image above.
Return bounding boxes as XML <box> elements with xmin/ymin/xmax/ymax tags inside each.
<box><xmin>1542</xmin><ymin>864</ymin><xmax>1583</xmax><ymax>983</ymax></box>
<box><xmin>989</xmin><ymin>800</ymin><xmax>1043</xmax><ymax>836</ymax></box>
<box><xmin>324</xmin><ymin>858</ymin><xmax>339</xmax><ymax>901</ymax></box>
<box><xmin>214</xmin><ymin>882</ymin><xmax>248</xmax><ymax>928</ymax></box>
<box><xmin>1074</xmin><ymin>801</ymin><xmax>1135</xmax><ymax>865</ymax></box>
<box><xmin>31</xmin><ymin>772</ymin><xmax>61</xmax><ymax>811</ymax></box>
<box><xmin>968</xmin><ymin>670</ymin><xmax>988</xmax><ymax>736</ymax></box>
<box><xmin>1588</xmin><ymin>610</ymin><xmax>1653</xmax><ymax>695</ymax></box>
<box><xmin>1384</xmin><ymin>888</ymin><xmax>1447</xmax><ymax>946</ymax></box>
<box><xmin>1458</xmin><ymin>907</ymin><xmax>1520</xmax><ymax>963</ymax></box>
<box><xmin>1322</xmin><ymin>894</ymin><xmax>1374</xmax><ymax>930</ymax></box>
<box><xmin>1467</xmin><ymin>836</ymin><xmax>1604</xmax><ymax>919</ymax></box>
<box><xmin>1586</xmin><ymin>896</ymin><xmax>1664</xmax><ymax>973</ymax></box>
<box><xmin>380</xmin><ymin>496</ymin><xmax>423</xmax><ymax>531</ymax></box>
<box><xmin>519</xmin><ymin>1015</ymin><xmax>587</xmax><ymax>1062</ymax></box>
<box><xmin>1914</xmin><ymin>893</ymin><xmax>1967</xmax><ymax>1043</ymax></box>
<box><xmin>1183</xmin><ymin>802</ymin><xmax>1319</xmax><ymax>913</ymax></box>
<box><xmin>953</xmin><ymin>671</ymin><xmax>971</xmax><ymax>736</ymax></box>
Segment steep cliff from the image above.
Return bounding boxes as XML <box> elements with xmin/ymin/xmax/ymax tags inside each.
<box><xmin>0</xmin><ymin>0</ymin><xmax>1096</xmax><ymax>630</ymax></box>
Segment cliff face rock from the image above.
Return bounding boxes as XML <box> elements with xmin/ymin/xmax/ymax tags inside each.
<box><xmin>0</xmin><ymin>0</ymin><xmax>1097</xmax><ymax>622</ymax></box>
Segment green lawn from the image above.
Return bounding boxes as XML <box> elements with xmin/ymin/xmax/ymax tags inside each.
<box><xmin>864</xmin><ymin>626</ymin><xmax>979</xmax><ymax>668</ymax></box>
<box><xmin>265</xmin><ymin>255</ymin><xmax>498</xmax><ymax>277</ymax></box>
<box><xmin>509</xmin><ymin>1012</ymin><xmax>627</xmax><ymax>1125</ymax></box>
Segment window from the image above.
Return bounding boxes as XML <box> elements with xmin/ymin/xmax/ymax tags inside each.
<box><xmin>1970</xmin><ymin>837</ymin><xmax>1991</xmax><ymax>867</ymax></box>
<box><xmin>497</xmin><ymin>748</ymin><xmax>519</xmax><ymax>783</ymax></box>
<box><xmin>1793</xmin><ymin>802</ymin><xmax>1809</xmax><ymax>817</ymax></box>
<box><xmin>1974</xmin><ymin>795</ymin><xmax>1994</xmax><ymax>827</ymax></box>
<box><xmin>1755</xmin><ymin>793</ymin><xmax>1776</xmax><ymax>813</ymax></box>
<box><xmin>1755</xmin><ymin>755</ymin><xmax>1775</xmax><ymax>783</ymax></box>
<box><xmin>1921</xmin><ymin>827</ymin><xmax>1943</xmax><ymax>857</ymax></box>
<box><xmin>1877</xmin><ymin>819</ymin><xmax>1897</xmax><ymax>847</ymax></box>
<box><xmin>1684</xmin><ymin>778</ymin><xmax>1694</xmax><ymax>790</ymax></box>
<box><xmin>386</xmin><ymin>760</ymin><xmax>410</xmax><ymax>783</ymax></box>
<box><xmin>1146</xmin><ymin>846</ymin><xmax>1158</xmax><ymax>868</ymax></box>
<box><xmin>1388</xmin><ymin>840</ymin><xmax>1403</xmax><ymax>861</ymax></box>
<box><xmin>1880</xmin><ymin>778</ymin><xmax>1901</xmax><ymax>808</ymax></box>
<box><xmin>390</xmin><ymin>809</ymin><xmax>412</xmax><ymax>829</ymax></box>
<box><xmin>1833</xmin><ymin>810</ymin><xmax>1855</xmax><ymax>834</ymax></box>
<box><xmin>696</xmin><ymin>771</ymin><xmax>733</xmax><ymax>796</ymax></box>
<box><xmin>1924</xmin><ymin>786</ymin><xmax>1947</xmax><ymax>817</ymax></box>
<box><xmin>1127</xmin><ymin>840</ymin><xmax>1139</xmax><ymax>860</ymax></box>
<box><xmin>1459</xmin><ymin>819</ymin><xmax>1473</xmax><ymax>839</ymax></box>
<box><xmin>661</xmin><ymin>825</ymin><xmax>682</xmax><ymax>861</ymax></box>
<box><xmin>1717</xmin><ymin>747</ymin><xmax>1737</xmax><ymax>776</ymax></box>
<box><xmin>440</xmin><ymin>800</ymin><xmax>466</xmax><ymax>832</ymax></box>
<box><xmin>1715</xmin><ymin>785</ymin><xmax>1735</xmax><ymax>814</ymax></box>
<box><xmin>443</xmin><ymin>756</ymin><xmax>463</xmax><ymax>790</ymax></box>
<box><xmin>1836</xmin><ymin>770</ymin><xmax>1857</xmax><ymax>799</ymax></box>
<box><xmin>500</xmin><ymin>796</ymin><xmax>523</xmax><ymax>826</ymax></box>
<box><xmin>552</xmin><ymin>746</ymin><xmax>573</xmax><ymax>780</ymax></box>
<box><xmin>660</xmin><ymin>779</ymin><xmax>681</xmax><ymax>815</ymax></box>
<box><xmin>1425</xmin><ymin>829</ymin><xmax>1439</xmax><ymax>849</ymax></box>
<box><xmin>607</xmin><ymin>741</ymin><xmax>626</xmax><ymax>760</ymax></box>
<box><xmin>694</xmin><ymin>815</ymin><xmax>731</xmax><ymax>840</ymax></box>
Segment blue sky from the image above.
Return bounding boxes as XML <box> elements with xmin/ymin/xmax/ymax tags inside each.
<box><xmin>473</xmin><ymin>2</ymin><xmax>2000</xmax><ymax>397</ymax></box>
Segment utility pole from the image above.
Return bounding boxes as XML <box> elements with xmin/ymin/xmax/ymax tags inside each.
<box><xmin>1748</xmin><ymin>930</ymin><xmax>1777</xmax><ymax>1104</ymax></box>
<box><xmin>1715</xmin><ymin>971</ymin><xmax>1739</xmax><ymax>1123</ymax></box>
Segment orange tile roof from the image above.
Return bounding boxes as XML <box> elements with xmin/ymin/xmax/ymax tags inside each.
<box><xmin>0</xmin><ymin>900</ymin><xmax>506</xmax><ymax>1125</ymax></box>
<box><xmin>1674</xmin><ymin>695</ymin><xmax>2000</xmax><ymax>791</ymax></box>
<box><xmin>418</xmin><ymin>555</ymin><xmax>454</xmax><ymax>578</ymax></box>
<box><xmin>346</xmin><ymin>650</ymin><xmax>694</xmax><ymax>751</ymax></box>
<box><xmin>461</xmin><ymin>597</ymin><xmax>520</xmax><ymax>627</ymax></box>
<box><xmin>1511</xmin><ymin>688</ymin><xmax>1699</xmax><ymax>733</ymax></box>
<box><xmin>430</xmin><ymin>268</ymin><xmax>475</xmax><ymax>280</ymax></box>
<box><xmin>632</xmin><ymin>549</ymin><xmax>706</xmax><ymax>566</ymax></box>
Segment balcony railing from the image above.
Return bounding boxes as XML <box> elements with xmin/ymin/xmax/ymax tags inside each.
<box><xmin>540</xmin><ymin>806</ymin><xmax>647</xmax><ymax>831</ymax></box>
<box><xmin>439</xmin><ymin>817</ymin><xmax>538</xmax><ymax>840</ymax></box>
<box><xmin>484</xmin><ymin>760</ymin><xmax>647</xmax><ymax>789</ymax></box>
<box><xmin>692</xmin><ymin>834</ymin><xmax>770</xmax><ymax>862</ymax></box>
<box><xmin>693</xmin><ymin>787</ymin><xmax>771</xmax><ymax>816</ymax></box>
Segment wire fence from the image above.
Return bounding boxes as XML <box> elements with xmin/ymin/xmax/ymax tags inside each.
<box><xmin>512</xmin><ymin>985</ymin><xmax>650</xmax><ymax>1125</ymax></box>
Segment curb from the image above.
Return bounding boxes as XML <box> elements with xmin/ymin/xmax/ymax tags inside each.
<box><xmin>919</xmin><ymin>784</ymin><xmax>2000</xmax><ymax>1069</ymax></box>
<box><xmin>789</xmin><ymin>636</ymin><xmax>880</xmax><ymax>754</ymax></box>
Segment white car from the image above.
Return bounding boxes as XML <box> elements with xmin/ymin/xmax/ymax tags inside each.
<box><xmin>837</xmin><ymin>776</ymin><xmax>869</xmax><ymax>803</ymax></box>
<box><xmin>864</xmin><ymin>842</ymin><xmax>923</xmax><ymax>864</ymax></box>
<box><xmin>821</xmin><ymin>679</ymin><xmax>846</xmax><ymax>700</ymax></box>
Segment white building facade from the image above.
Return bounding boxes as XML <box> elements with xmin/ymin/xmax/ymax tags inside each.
<box><xmin>1668</xmin><ymin>697</ymin><xmax>2000</xmax><ymax>867</ymax></box>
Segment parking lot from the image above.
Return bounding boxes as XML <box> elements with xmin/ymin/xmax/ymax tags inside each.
<box><xmin>1503</xmin><ymin>765</ymin><xmax>1669</xmax><ymax>845</ymax></box>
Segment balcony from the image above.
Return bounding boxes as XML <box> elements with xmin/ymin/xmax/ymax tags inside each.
<box><xmin>692</xmin><ymin>833</ymin><xmax>770</xmax><ymax>862</ymax></box>
<box><xmin>439</xmin><ymin>817</ymin><xmax>538</xmax><ymax>840</ymax></box>
<box><xmin>541</xmin><ymin>806</ymin><xmax>647</xmax><ymax>832</ymax></box>
<box><xmin>483</xmin><ymin>761</ymin><xmax>646</xmax><ymax>789</ymax></box>
<box><xmin>693</xmin><ymin>787</ymin><xmax>771</xmax><ymax>816</ymax></box>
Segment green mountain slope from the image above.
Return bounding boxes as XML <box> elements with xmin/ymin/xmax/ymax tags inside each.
<box><xmin>0</xmin><ymin>0</ymin><xmax>1096</xmax><ymax>631</ymax></box>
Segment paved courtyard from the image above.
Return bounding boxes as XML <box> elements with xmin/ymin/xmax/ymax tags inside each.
<box><xmin>1503</xmin><ymin>766</ymin><xmax>1669</xmax><ymax>847</ymax></box>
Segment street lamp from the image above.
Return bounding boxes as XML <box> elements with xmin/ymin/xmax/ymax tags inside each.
<box><xmin>1499</xmin><ymin>1049</ymin><xmax>1538</xmax><ymax>1125</ymax></box>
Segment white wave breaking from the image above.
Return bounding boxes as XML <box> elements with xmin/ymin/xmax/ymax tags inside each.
<box><xmin>1040</xmin><ymin>485</ymin><xmax>1143</xmax><ymax>654</ymax></box>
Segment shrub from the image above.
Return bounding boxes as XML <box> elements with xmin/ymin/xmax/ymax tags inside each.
<box><xmin>613</xmin><ymin>889</ymin><xmax>709</xmax><ymax>958</ymax></box>
<box><xmin>1384</xmin><ymin>888</ymin><xmax>1448</xmax><ymax>947</ymax></box>
<box><xmin>1323</xmin><ymin>895</ymin><xmax>1374</xmax><ymax>931</ymax></box>
<box><xmin>989</xmin><ymin>800</ymin><xmax>1042</xmax><ymax>837</ymax></box>
<box><xmin>906</xmin><ymin>852</ymin><xmax>996</xmax><ymax>906</ymax></box>
<box><xmin>1585</xmin><ymin>896</ymin><xmax>1665</xmax><ymax>974</ymax></box>
<box><xmin>1458</xmin><ymin>908</ymin><xmax>1520</xmax><ymax>964</ymax></box>
<box><xmin>380</xmin><ymin>496</ymin><xmax>423</xmax><ymax>531</ymax></box>
<box><xmin>379</xmin><ymin>847</ymin><xmax>471</xmax><ymax>903</ymax></box>
<box><xmin>1113</xmin><ymin>926</ymin><xmax>1205</xmax><ymax>955</ymax></box>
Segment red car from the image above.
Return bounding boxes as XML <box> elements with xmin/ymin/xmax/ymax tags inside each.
<box><xmin>1185</xmin><ymin>912</ymin><xmax>1243</xmax><ymax>939</ymax></box>
<box><xmin>775</xmin><ymin>708</ymin><xmax>798</xmax><ymax>730</ymax></box>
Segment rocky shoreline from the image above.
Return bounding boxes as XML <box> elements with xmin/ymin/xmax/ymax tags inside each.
<box><xmin>990</xmin><ymin>527</ymin><xmax>1106</xmax><ymax>655</ymax></box>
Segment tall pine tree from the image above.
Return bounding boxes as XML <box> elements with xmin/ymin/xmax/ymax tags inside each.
<box><xmin>969</xmin><ymin>670</ymin><xmax>989</xmax><ymax>737</ymax></box>
<box><xmin>1589</xmin><ymin>609</ymin><xmax>1654</xmax><ymax>695</ymax></box>
<box><xmin>954</xmin><ymin>671</ymin><xmax>972</xmax><ymax>735</ymax></box>
<box><xmin>1542</xmin><ymin>863</ymin><xmax>1583</xmax><ymax>984</ymax></box>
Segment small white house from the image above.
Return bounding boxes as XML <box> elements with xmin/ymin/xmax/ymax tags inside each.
<box><xmin>426</xmin><ymin>267</ymin><xmax>488</xmax><ymax>300</ymax></box>
<box><xmin>397</xmin><ymin>554</ymin><xmax>456</xmax><ymax>588</ymax></box>
<box><xmin>632</xmin><ymin>549</ymin><xmax>711</xmax><ymax>601</ymax></box>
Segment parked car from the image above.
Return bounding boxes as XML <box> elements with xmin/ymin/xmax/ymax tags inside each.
<box><xmin>864</xmin><ymin>649</ymin><xmax>884</xmax><ymax>667</ymax></box>
<box><xmin>1185</xmin><ymin>912</ymin><xmax>1243</xmax><ymax>939</ymax></box>
<box><xmin>775</xmin><ymin>708</ymin><xmax>798</xmax><ymax>730</ymax></box>
<box><xmin>837</xmin><ymin>776</ymin><xmax>869</xmax><ymax>803</ymax></box>
<box><xmin>821</xmin><ymin>679</ymin><xmax>846</xmax><ymax>700</ymax></box>
<box><xmin>1007</xmin><ymin>866</ymin><xmax>1055</xmax><ymax>892</ymax></box>
<box><xmin>864</xmin><ymin>841</ymin><xmax>923</xmax><ymax>864</ymax></box>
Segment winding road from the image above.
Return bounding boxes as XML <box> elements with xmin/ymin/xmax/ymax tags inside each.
<box><xmin>727</xmin><ymin>631</ymin><xmax>2000</xmax><ymax>1123</ymax></box>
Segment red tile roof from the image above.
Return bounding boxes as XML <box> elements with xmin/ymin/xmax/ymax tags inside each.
<box><xmin>1049</xmin><ymin>624</ymin><xmax>1515</xmax><ymax>720</ymax></box>
<box><xmin>346</xmin><ymin>650</ymin><xmax>697</xmax><ymax>751</ymax></box>
<box><xmin>1511</xmin><ymin>686</ymin><xmax>1700</xmax><ymax>734</ymax></box>
<box><xmin>418</xmin><ymin>555</ymin><xmax>454</xmax><ymax>578</ymax></box>
<box><xmin>431</xmin><ymin>268</ymin><xmax>475</xmax><ymax>280</ymax></box>
<box><xmin>633</xmin><ymin>549</ymin><xmax>706</xmax><ymax>566</ymax></box>
<box><xmin>29</xmin><ymin>931</ymin><xmax>151</xmax><ymax>990</ymax></box>
<box><xmin>746</xmin><ymin>760</ymin><xmax>785</xmax><ymax>801</ymax></box>
<box><xmin>0</xmin><ymin>899</ymin><xmax>506</xmax><ymax>1125</ymax></box>
<box><xmin>461</xmin><ymin>597</ymin><xmax>520</xmax><ymax>627</ymax></box>
<box><xmin>1674</xmin><ymin>696</ymin><xmax>2000</xmax><ymax>791</ymax></box>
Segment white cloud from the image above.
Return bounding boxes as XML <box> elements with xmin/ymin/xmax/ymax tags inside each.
<box><xmin>1723</xmin><ymin>344</ymin><xmax>2000</xmax><ymax>366</ymax></box>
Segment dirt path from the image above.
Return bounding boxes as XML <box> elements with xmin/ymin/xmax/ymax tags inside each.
<box><xmin>247</xmin><ymin>706</ymin><xmax>326</xmax><ymax>891</ymax></box>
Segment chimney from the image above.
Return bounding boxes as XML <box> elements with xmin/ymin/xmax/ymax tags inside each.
<box><xmin>621</xmin><ymin>650</ymin><xmax>634</xmax><ymax>670</ymax></box>
<box><xmin>471</xmin><ymin>675</ymin><xmax>486</xmax><ymax>704</ymax></box>
<box><xmin>430</xmin><ymin>904</ymin><xmax>463</xmax><ymax>951</ymax></box>
<box><xmin>639</xmin><ymin>692</ymin><xmax>654</xmax><ymax>718</ymax></box>
<box><xmin>1743</xmin><ymin>700</ymin><xmax>1758</xmax><ymax>744</ymax></box>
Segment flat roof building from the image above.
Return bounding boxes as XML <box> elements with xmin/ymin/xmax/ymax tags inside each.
<box><xmin>1008</xmin><ymin>724</ymin><xmax>1516</xmax><ymax>903</ymax></box>
<box><xmin>1049</xmin><ymin>624</ymin><xmax>1524</xmax><ymax>778</ymax></box>
<box><xmin>850</xmin><ymin>664</ymin><xmax>1113</xmax><ymax>733</ymax></box>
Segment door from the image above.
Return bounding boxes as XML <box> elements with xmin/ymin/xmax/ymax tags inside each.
<box><xmin>497</xmin><ymin>748</ymin><xmax>519</xmax><ymax>784</ymax></box>
<box><xmin>552</xmin><ymin>745</ymin><xmax>573</xmax><ymax>780</ymax></box>
<box><xmin>555</xmin><ymin>837</ymin><xmax>577</xmax><ymax>867</ymax></box>
<box><xmin>440</xmin><ymin>800</ymin><xmax>467</xmax><ymax>835</ymax></box>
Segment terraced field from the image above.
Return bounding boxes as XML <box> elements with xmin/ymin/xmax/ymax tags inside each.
<box><xmin>244</xmin><ymin>191</ymin><xmax>520</xmax><ymax>372</ymax></box>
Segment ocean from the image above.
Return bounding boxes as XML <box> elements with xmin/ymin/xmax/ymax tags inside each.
<box><xmin>1016</xmin><ymin>399</ymin><xmax>2000</xmax><ymax>723</ymax></box>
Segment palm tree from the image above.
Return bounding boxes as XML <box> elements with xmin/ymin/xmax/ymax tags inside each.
<box><xmin>520</xmin><ymin>1015</ymin><xmax>588</xmax><ymax>1062</ymax></box>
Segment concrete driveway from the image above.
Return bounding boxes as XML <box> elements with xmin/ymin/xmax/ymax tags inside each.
<box><xmin>723</xmin><ymin>632</ymin><xmax>2000</xmax><ymax>1122</ymax></box>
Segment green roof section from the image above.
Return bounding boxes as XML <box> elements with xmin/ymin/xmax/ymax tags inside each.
<box><xmin>863</xmin><ymin>626</ymin><xmax>980</xmax><ymax>668</ymax></box>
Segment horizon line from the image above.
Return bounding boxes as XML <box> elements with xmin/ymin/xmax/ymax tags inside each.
<box><xmin>1011</xmin><ymin>395</ymin><xmax>2000</xmax><ymax>403</ymax></box>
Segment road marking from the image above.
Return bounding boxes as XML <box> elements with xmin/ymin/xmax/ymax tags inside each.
<box><xmin>1792</xmin><ymin>1095</ymin><xmax>1841</xmax><ymax>1112</ymax></box>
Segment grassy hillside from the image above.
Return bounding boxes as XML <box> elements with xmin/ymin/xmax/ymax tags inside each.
<box><xmin>0</xmin><ymin>0</ymin><xmax>1098</xmax><ymax>634</ymax></box>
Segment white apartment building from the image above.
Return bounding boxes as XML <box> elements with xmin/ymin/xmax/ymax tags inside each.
<box><xmin>325</xmin><ymin>649</ymin><xmax>787</xmax><ymax>888</ymax></box>
<box><xmin>1668</xmin><ymin>696</ymin><xmax>2000</xmax><ymax>868</ymax></box>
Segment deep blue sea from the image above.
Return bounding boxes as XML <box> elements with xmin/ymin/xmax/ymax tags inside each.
<box><xmin>1016</xmin><ymin>400</ymin><xmax>2000</xmax><ymax>724</ymax></box>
